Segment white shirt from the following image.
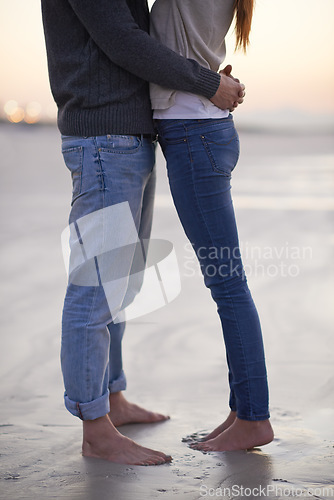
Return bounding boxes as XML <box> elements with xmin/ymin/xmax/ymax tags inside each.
<box><xmin>153</xmin><ymin>90</ymin><xmax>229</xmax><ymax>119</ymax></box>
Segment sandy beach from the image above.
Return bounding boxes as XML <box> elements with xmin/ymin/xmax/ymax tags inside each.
<box><xmin>0</xmin><ymin>122</ymin><xmax>333</xmax><ymax>499</ymax></box>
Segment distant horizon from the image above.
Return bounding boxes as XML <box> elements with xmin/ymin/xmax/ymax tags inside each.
<box><xmin>1</xmin><ymin>108</ymin><xmax>333</xmax><ymax>135</ymax></box>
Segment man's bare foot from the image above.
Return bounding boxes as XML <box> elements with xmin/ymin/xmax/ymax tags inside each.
<box><xmin>191</xmin><ymin>418</ymin><xmax>274</xmax><ymax>452</ymax></box>
<box><xmin>201</xmin><ymin>410</ymin><xmax>237</xmax><ymax>441</ymax></box>
<box><xmin>82</xmin><ymin>415</ymin><xmax>172</xmax><ymax>465</ymax></box>
<box><xmin>109</xmin><ymin>392</ymin><xmax>170</xmax><ymax>427</ymax></box>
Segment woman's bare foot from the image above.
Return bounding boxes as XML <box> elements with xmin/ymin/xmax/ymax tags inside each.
<box><xmin>191</xmin><ymin>418</ymin><xmax>274</xmax><ymax>452</ymax></box>
<box><xmin>109</xmin><ymin>392</ymin><xmax>170</xmax><ymax>427</ymax></box>
<box><xmin>82</xmin><ymin>415</ymin><xmax>172</xmax><ymax>465</ymax></box>
<box><xmin>201</xmin><ymin>410</ymin><xmax>237</xmax><ymax>441</ymax></box>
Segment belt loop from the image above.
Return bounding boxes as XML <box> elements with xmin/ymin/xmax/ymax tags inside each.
<box><xmin>134</xmin><ymin>133</ymin><xmax>158</xmax><ymax>142</ymax></box>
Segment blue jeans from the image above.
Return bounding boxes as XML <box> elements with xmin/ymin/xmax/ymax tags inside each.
<box><xmin>156</xmin><ymin>117</ymin><xmax>269</xmax><ymax>421</ymax></box>
<box><xmin>61</xmin><ymin>134</ymin><xmax>156</xmax><ymax>420</ymax></box>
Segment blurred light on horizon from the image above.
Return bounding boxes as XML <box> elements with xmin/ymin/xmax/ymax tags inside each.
<box><xmin>2</xmin><ymin>98</ymin><xmax>57</xmax><ymax>125</ymax></box>
<box><xmin>4</xmin><ymin>100</ymin><xmax>19</xmax><ymax>117</ymax></box>
<box><xmin>24</xmin><ymin>101</ymin><xmax>42</xmax><ymax>124</ymax></box>
<box><xmin>4</xmin><ymin>100</ymin><xmax>25</xmax><ymax>123</ymax></box>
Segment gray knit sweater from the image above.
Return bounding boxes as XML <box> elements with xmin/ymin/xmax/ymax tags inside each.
<box><xmin>41</xmin><ymin>0</ymin><xmax>221</xmax><ymax>136</ymax></box>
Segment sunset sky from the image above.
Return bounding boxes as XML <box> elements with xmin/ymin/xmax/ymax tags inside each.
<box><xmin>0</xmin><ymin>0</ymin><xmax>333</xmax><ymax>127</ymax></box>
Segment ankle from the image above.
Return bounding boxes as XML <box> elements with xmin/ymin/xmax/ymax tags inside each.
<box><xmin>236</xmin><ymin>417</ymin><xmax>272</xmax><ymax>428</ymax></box>
<box><xmin>83</xmin><ymin>414</ymin><xmax>114</xmax><ymax>439</ymax></box>
<box><xmin>109</xmin><ymin>391</ymin><xmax>124</xmax><ymax>403</ymax></box>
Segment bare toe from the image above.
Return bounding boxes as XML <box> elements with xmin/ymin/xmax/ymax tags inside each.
<box><xmin>189</xmin><ymin>442</ymin><xmax>206</xmax><ymax>451</ymax></box>
<box><xmin>201</xmin><ymin>411</ymin><xmax>237</xmax><ymax>441</ymax></box>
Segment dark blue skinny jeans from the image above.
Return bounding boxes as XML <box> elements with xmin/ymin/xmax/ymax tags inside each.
<box><xmin>156</xmin><ymin>116</ymin><xmax>269</xmax><ymax>421</ymax></box>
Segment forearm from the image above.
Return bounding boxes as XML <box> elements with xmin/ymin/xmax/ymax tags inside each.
<box><xmin>68</xmin><ymin>0</ymin><xmax>220</xmax><ymax>99</ymax></box>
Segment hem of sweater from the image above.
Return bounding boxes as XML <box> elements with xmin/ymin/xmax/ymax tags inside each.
<box><xmin>191</xmin><ymin>67</ymin><xmax>221</xmax><ymax>100</ymax></box>
<box><xmin>57</xmin><ymin>107</ymin><xmax>155</xmax><ymax>137</ymax></box>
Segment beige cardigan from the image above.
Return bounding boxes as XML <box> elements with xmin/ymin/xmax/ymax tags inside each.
<box><xmin>150</xmin><ymin>0</ymin><xmax>235</xmax><ymax>110</ymax></box>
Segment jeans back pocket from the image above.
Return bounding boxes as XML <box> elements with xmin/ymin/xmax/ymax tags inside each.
<box><xmin>201</xmin><ymin>126</ymin><xmax>240</xmax><ymax>176</ymax></box>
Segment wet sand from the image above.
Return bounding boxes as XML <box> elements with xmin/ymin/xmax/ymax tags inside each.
<box><xmin>0</xmin><ymin>122</ymin><xmax>333</xmax><ymax>499</ymax></box>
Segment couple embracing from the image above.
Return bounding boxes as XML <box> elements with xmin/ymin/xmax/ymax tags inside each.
<box><xmin>41</xmin><ymin>0</ymin><xmax>273</xmax><ymax>466</ymax></box>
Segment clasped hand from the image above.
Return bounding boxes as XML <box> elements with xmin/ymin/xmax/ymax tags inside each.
<box><xmin>210</xmin><ymin>64</ymin><xmax>245</xmax><ymax>112</ymax></box>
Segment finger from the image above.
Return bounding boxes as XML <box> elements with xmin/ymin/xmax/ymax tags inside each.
<box><xmin>220</xmin><ymin>64</ymin><xmax>232</xmax><ymax>76</ymax></box>
<box><xmin>229</xmin><ymin>74</ymin><xmax>240</xmax><ymax>83</ymax></box>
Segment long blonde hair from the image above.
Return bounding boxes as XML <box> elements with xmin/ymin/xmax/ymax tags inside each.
<box><xmin>234</xmin><ymin>0</ymin><xmax>255</xmax><ymax>51</ymax></box>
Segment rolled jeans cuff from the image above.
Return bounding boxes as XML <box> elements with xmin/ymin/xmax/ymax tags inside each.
<box><xmin>109</xmin><ymin>369</ymin><xmax>127</xmax><ymax>394</ymax></box>
<box><xmin>64</xmin><ymin>391</ymin><xmax>110</xmax><ymax>421</ymax></box>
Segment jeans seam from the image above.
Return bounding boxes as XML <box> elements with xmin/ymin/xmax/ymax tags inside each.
<box><xmin>94</xmin><ymin>138</ymin><xmax>106</xmax><ymax>192</ymax></box>
<box><xmin>81</xmin><ymin>141</ymin><xmax>106</xmax><ymax>403</ymax></box>
<box><xmin>76</xmin><ymin>402</ymin><xmax>84</xmax><ymax>420</ymax></box>
<box><xmin>149</xmin><ymin>142</ymin><xmax>156</xmax><ymax>173</ymax></box>
<box><xmin>83</xmin><ymin>285</ymin><xmax>99</xmax><ymax>402</ymax></box>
